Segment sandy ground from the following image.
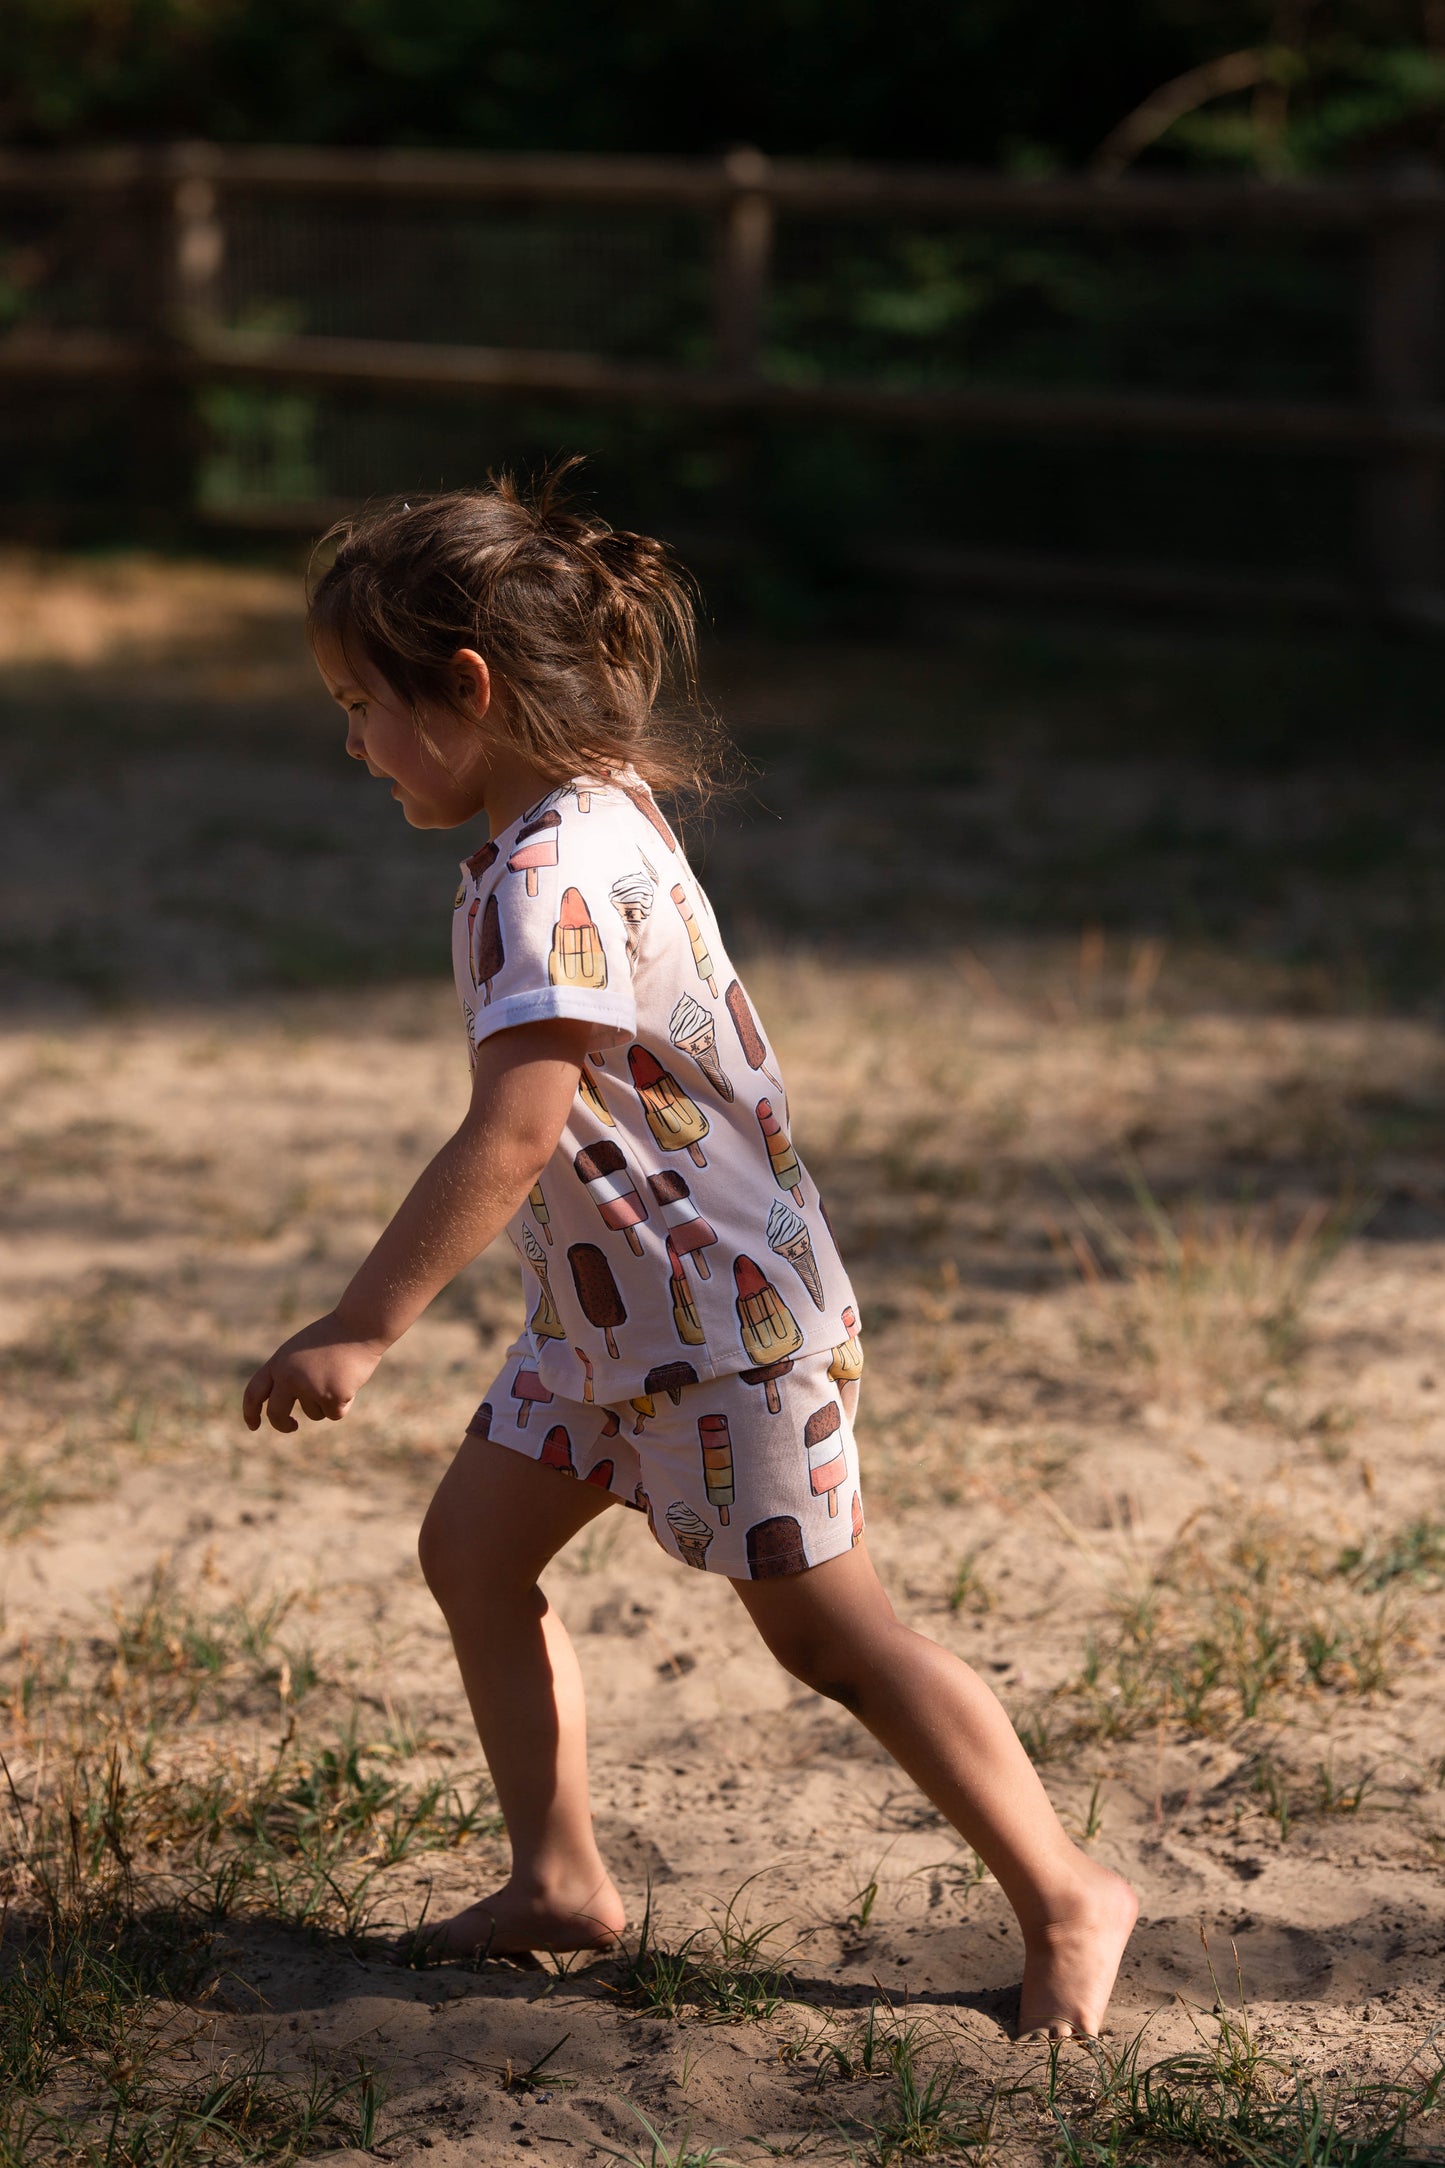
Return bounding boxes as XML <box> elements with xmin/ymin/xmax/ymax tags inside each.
<box><xmin>4</xmin><ymin>551</ymin><xmax>1445</xmax><ymax>2161</ymax></box>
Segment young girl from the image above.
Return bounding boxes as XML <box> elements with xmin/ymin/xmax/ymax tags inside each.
<box><xmin>241</xmin><ymin>473</ymin><xmax>1136</xmax><ymax>2041</ymax></box>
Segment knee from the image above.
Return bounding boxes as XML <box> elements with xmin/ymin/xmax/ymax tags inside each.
<box><xmin>417</xmin><ymin>1498</ymin><xmax>532</xmax><ymax>1613</ymax></box>
<box><xmin>763</xmin><ymin>1626</ymin><xmax>867</xmax><ymax>1714</ymax></box>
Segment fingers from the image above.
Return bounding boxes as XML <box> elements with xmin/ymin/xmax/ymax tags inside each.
<box><xmin>243</xmin><ymin>1366</ymin><xmax>353</xmax><ymax>1433</ymax></box>
<box><xmin>242</xmin><ymin>1365</ymin><xmax>272</xmax><ymax>1432</ymax></box>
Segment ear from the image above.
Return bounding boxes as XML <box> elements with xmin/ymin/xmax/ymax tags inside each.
<box><xmin>450</xmin><ymin>647</ymin><xmax>492</xmax><ymax>720</ymax></box>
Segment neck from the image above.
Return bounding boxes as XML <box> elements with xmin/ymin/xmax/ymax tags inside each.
<box><xmin>480</xmin><ymin>750</ymin><xmax>559</xmax><ymax>838</ymax></box>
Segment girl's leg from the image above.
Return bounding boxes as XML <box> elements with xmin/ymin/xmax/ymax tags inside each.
<box><xmin>732</xmin><ymin>1542</ymin><xmax>1136</xmax><ymax>2038</ymax></box>
<box><xmin>415</xmin><ymin>1434</ymin><xmax>627</xmax><ymax>1957</ymax></box>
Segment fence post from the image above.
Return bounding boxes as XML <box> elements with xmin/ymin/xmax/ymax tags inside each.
<box><xmin>714</xmin><ymin>145</ymin><xmax>773</xmax><ymax>380</ymax></box>
<box><xmin>1362</xmin><ymin>162</ymin><xmax>1444</xmax><ymax>615</ymax></box>
<box><xmin>130</xmin><ymin>143</ymin><xmax>223</xmax><ymax>532</ymax></box>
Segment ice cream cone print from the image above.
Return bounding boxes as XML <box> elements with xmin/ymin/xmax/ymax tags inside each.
<box><xmin>697</xmin><ymin>1413</ymin><xmax>734</xmax><ymax>1524</ymax></box>
<box><xmin>627</xmin><ymin>1046</ymin><xmax>709</xmax><ymax>1166</ymax></box>
<box><xmin>474</xmin><ymin>894</ymin><xmax>505</xmax><ymax>1004</ymax></box>
<box><xmin>528</xmin><ymin>1181</ymin><xmax>553</xmax><ymax>1243</ymax></box>
<box><xmin>724</xmin><ymin>979</ymin><xmax>781</xmax><ymax>1086</ymax></box>
<box><xmin>756</xmin><ymin>1099</ymin><xmax>804</xmax><ymax>1206</ymax></box>
<box><xmin>464</xmin><ymin>839</ymin><xmax>499</xmax><ymax>880</ymax></box>
<box><xmin>667</xmin><ymin>1253</ymin><xmax>705</xmax><ymax>1346</ymax></box>
<box><xmin>508</xmin><ymin>809</ymin><xmax>561</xmax><ymax>897</ymax></box>
<box><xmin>549</xmin><ymin>887</ymin><xmax>608</xmax><ymax>991</ymax></box>
<box><xmin>574</xmin><ymin>1141</ymin><xmax>648</xmax><ymax>1255</ymax></box>
<box><xmin>585</xmin><ymin>1457</ymin><xmax>614</xmax><ymax>1488</ymax></box>
<box><xmin>740</xmin><ymin>1359</ymin><xmax>793</xmax><ymax>1414</ymax></box>
<box><xmin>649</xmin><ymin>1170</ymin><xmax>717</xmax><ymax>1280</ymax></box>
<box><xmin>454</xmin><ymin>881</ymin><xmax>466</xmax><ymax>909</ymax></box>
<box><xmin>621</xmin><ymin>782</ymin><xmax>677</xmax><ymax>853</ymax></box>
<box><xmin>669</xmin><ymin>884</ymin><xmax>718</xmax><ymax>995</ymax></box>
<box><xmin>766</xmin><ymin>1198</ymin><xmax>825</xmax><ymax>1309</ymax></box>
<box><xmin>747</xmin><ymin>1514</ymin><xmax>808</xmax><ymax>1579</ymax></box>
<box><xmin>528</xmin><ymin>1276</ymin><xmax>566</xmax><ymax>1341</ymax></box>
<box><xmin>668</xmin><ymin>993</ymin><xmax>735</xmax><ymax>1102</ymax></box>
<box><xmin>629</xmin><ymin>1393</ymin><xmax>655</xmax><ymax>1434</ymax></box>
<box><xmin>577</xmin><ymin>1067</ymin><xmax>615</xmax><ymax>1126</ymax></box>
<box><xmin>510</xmin><ymin>1364</ymin><xmax>553</xmax><ymax>1429</ymax></box>
<box><xmin>465</xmin><ymin>1400</ymin><xmax>493</xmax><ymax>1440</ymax></box>
<box><xmin>539</xmin><ymin>1423</ymin><xmax>575</xmax><ymax>1474</ymax></box>
<box><xmin>851</xmin><ymin>1490</ymin><xmax>865</xmax><ymax>1547</ymax></box>
<box><xmin>667</xmin><ymin>1498</ymin><xmax>715</xmax><ymax>1567</ymax></box>
<box><xmin>645</xmin><ymin>1361</ymin><xmax>698</xmax><ymax>1406</ymax></box>
<box><xmin>568</xmin><ymin>1243</ymin><xmax>626</xmax><ymax>1359</ymax></box>
<box><xmin>828</xmin><ymin>1306</ymin><xmax>864</xmax><ymax>1388</ymax></box>
<box><xmin>803</xmin><ymin>1401</ymin><xmax>846</xmax><ymax>1516</ymax></box>
<box><xmin>610</xmin><ymin>870</ymin><xmax>655</xmax><ymax>964</ymax></box>
<box><xmin>733</xmin><ymin>1254</ymin><xmax>804</xmax><ymax>1366</ymax></box>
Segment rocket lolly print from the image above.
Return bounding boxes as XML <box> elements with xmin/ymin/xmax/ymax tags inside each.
<box><xmin>474</xmin><ymin>894</ymin><xmax>505</xmax><ymax>1003</ymax></box>
<box><xmin>667</xmin><ymin>1253</ymin><xmax>705</xmax><ymax>1346</ymax></box>
<box><xmin>645</xmin><ymin>1360</ymin><xmax>698</xmax><ymax>1405</ymax></box>
<box><xmin>733</xmin><ymin>1254</ymin><xmax>804</xmax><ymax>1366</ymax></box>
<box><xmin>649</xmin><ymin>1170</ymin><xmax>717</xmax><ymax>1279</ymax></box>
<box><xmin>574</xmin><ymin>1141</ymin><xmax>648</xmax><ymax>1255</ymax></box>
<box><xmin>567</xmin><ymin>1242</ymin><xmax>627</xmax><ymax>1359</ymax></box>
<box><xmin>610</xmin><ymin>870</ymin><xmax>655</xmax><ymax>963</ymax></box>
<box><xmin>667</xmin><ymin>1499</ymin><xmax>715</xmax><ymax>1567</ymax></box>
<box><xmin>539</xmin><ymin>1423</ymin><xmax>575</xmax><ymax>1474</ymax></box>
<box><xmin>767</xmin><ymin>1199</ymin><xmax>824</xmax><ymax>1309</ymax></box>
<box><xmin>803</xmin><ymin>1400</ymin><xmax>846</xmax><ymax>1516</ymax></box>
<box><xmin>740</xmin><ymin>1358</ymin><xmax>793</xmax><ymax>1414</ymax></box>
<box><xmin>668</xmin><ymin>993</ymin><xmax>734</xmax><ymax>1102</ymax></box>
<box><xmin>697</xmin><ymin>1413</ymin><xmax>734</xmax><ymax>1524</ymax></box>
<box><xmin>510</xmin><ymin>1364</ymin><xmax>553</xmax><ymax>1428</ymax></box>
<box><xmin>585</xmin><ymin>1457</ymin><xmax>614</xmax><ymax>1488</ymax></box>
<box><xmin>756</xmin><ymin>1099</ymin><xmax>804</xmax><ymax>1206</ymax></box>
<box><xmin>670</xmin><ymin>883</ymin><xmax>718</xmax><ymax>997</ymax></box>
<box><xmin>829</xmin><ymin>1306</ymin><xmax>864</xmax><ymax>1387</ymax></box>
<box><xmin>628</xmin><ymin>1046</ymin><xmax>709</xmax><ymax>1166</ymax></box>
<box><xmin>528</xmin><ymin>1181</ymin><xmax>553</xmax><ymax>1244</ymax></box>
<box><xmin>549</xmin><ymin>887</ymin><xmax>607</xmax><ymax>990</ymax></box>
<box><xmin>577</xmin><ymin>1067</ymin><xmax>614</xmax><ymax>1126</ymax></box>
<box><xmin>508</xmin><ymin>809</ymin><xmax>561</xmax><ymax>896</ymax></box>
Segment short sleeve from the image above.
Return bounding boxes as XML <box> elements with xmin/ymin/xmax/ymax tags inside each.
<box><xmin>463</xmin><ymin>800</ymin><xmax>638</xmax><ymax>1056</ymax></box>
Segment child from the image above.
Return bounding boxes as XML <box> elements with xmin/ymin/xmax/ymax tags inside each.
<box><xmin>242</xmin><ymin>472</ymin><xmax>1136</xmax><ymax>2041</ymax></box>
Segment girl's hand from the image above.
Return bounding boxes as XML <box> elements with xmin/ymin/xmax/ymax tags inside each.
<box><xmin>242</xmin><ymin>1314</ymin><xmax>387</xmax><ymax>1434</ymax></box>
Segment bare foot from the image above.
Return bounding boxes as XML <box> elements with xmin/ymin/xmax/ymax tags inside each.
<box><xmin>1015</xmin><ymin>1859</ymin><xmax>1138</xmax><ymax>2042</ymax></box>
<box><xmin>398</xmin><ymin>1873</ymin><xmax>627</xmax><ymax>1965</ymax></box>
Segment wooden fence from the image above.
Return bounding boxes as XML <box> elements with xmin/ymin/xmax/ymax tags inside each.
<box><xmin>1</xmin><ymin>142</ymin><xmax>1443</xmax><ymax>620</ymax></box>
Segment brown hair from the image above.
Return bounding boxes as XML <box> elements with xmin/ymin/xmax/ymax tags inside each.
<box><xmin>306</xmin><ymin>463</ymin><xmax>720</xmax><ymax>804</ymax></box>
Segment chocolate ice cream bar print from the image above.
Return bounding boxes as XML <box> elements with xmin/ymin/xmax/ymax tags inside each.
<box><xmin>756</xmin><ymin>1099</ymin><xmax>804</xmax><ymax>1205</ymax></box>
<box><xmin>747</xmin><ymin>1514</ymin><xmax>808</xmax><ymax>1579</ymax></box>
<box><xmin>621</xmin><ymin>783</ymin><xmax>677</xmax><ymax>852</ymax></box>
<box><xmin>508</xmin><ymin>809</ymin><xmax>560</xmax><ymax>896</ymax></box>
<box><xmin>733</xmin><ymin>1255</ymin><xmax>805</xmax><ymax>1365</ymax></box>
<box><xmin>627</xmin><ymin>1047</ymin><xmax>709</xmax><ymax>1165</ymax></box>
<box><xmin>474</xmin><ymin>893</ymin><xmax>505</xmax><ymax>1003</ymax></box>
<box><xmin>667</xmin><ymin>1498</ymin><xmax>714</xmax><ymax>1568</ymax></box>
<box><xmin>766</xmin><ymin>1199</ymin><xmax>824</xmax><ymax>1309</ymax></box>
<box><xmin>574</xmin><ymin>1141</ymin><xmax>649</xmax><ymax>1255</ymax></box>
<box><xmin>610</xmin><ymin>870</ymin><xmax>655</xmax><ymax>964</ymax></box>
<box><xmin>668</xmin><ymin>993</ymin><xmax>734</xmax><ymax>1101</ymax></box>
<box><xmin>549</xmin><ymin>887</ymin><xmax>608</xmax><ymax>991</ymax></box>
<box><xmin>528</xmin><ymin>1181</ymin><xmax>553</xmax><ymax>1243</ymax></box>
<box><xmin>803</xmin><ymin>1401</ymin><xmax>846</xmax><ymax>1515</ymax></box>
<box><xmin>648</xmin><ymin>1170</ymin><xmax>717</xmax><ymax>1279</ymax></box>
<box><xmin>724</xmin><ymin>979</ymin><xmax>780</xmax><ymax>1085</ymax></box>
<box><xmin>465</xmin><ymin>1400</ymin><xmax>493</xmax><ymax>1440</ymax></box>
<box><xmin>740</xmin><ymin>1357</ymin><xmax>793</xmax><ymax>1414</ymax></box>
<box><xmin>670</xmin><ymin>883</ymin><xmax>718</xmax><ymax>996</ymax></box>
<box><xmin>697</xmin><ymin>1413</ymin><xmax>735</xmax><ymax>1524</ymax></box>
<box><xmin>464</xmin><ymin>839</ymin><xmax>499</xmax><ymax>880</ymax></box>
<box><xmin>567</xmin><ymin>1242</ymin><xmax>627</xmax><ymax>1358</ymax></box>
<box><xmin>645</xmin><ymin>1360</ymin><xmax>698</xmax><ymax>1406</ymax></box>
<box><xmin>539</xmin><ymin>1423</ymin><xmax>575</xmax><ymax>1474</ymax></box>
<box><xmin>510</xmin><ymin>1364</ymin><xmax>553</xmax><ymax>1428</ymax></box>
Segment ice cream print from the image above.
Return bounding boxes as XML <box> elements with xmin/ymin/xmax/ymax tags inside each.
<box><xmin>733</xmin><ymin>1255</ymin><xmax>804</xmax><ymax>1366</ymax></box>
<box><xmin>766</xmin><ymin>1198</ymin><xmax>825</xmax><ymax>1309</ymax></box>
<box><xmin>577</xmin><ymin>1067</ymin><xmax>614</xmax><ymax>1125</ymax></box>
<box><xmin>724</xmin><ymin>978</ymin><xmax>777</xmax><ymax>1082</ymax></box>
<box><xmin>574</xmin><ymin>1141</ymin><xmax>649</xmax><ymax>1254</ymax></box>
<box><xmin>568</xmin><ymin>1242</ymin><xmax>627</xmax><ymax>1358</ymax></box>
<box><xmin>549</xmin><ymin>887</ymin><xmax>607</xmax><ymax>990</ymax></box>
<box><xmin>803</xmin><ymin>1400</ymin><xmax>847</xmax><ymax>1516</ymax></box>
<box><xmin>649</xmin><ymin>1170</ymin><xmax>717</xmax><ymax>1278</ymax></box>
<box><xmin>756</xmin><ymin>1099</ymin><xmax>804</xmax><ymax>1205</ymax></box>
<box><xmin>528</xmin><ymin>1181</ymin><xmax>553</xmax><ymax>1244</ymax></box>
<box><xmin>668</xmin><ymin>993</ymin><xmax>734</xmax><ymax>1101</ymax></box>
<box><xmin>539</xmin><ymin>1423</ymin><xmax>575</xmax><ymax>1474</ymax></box>
<box><xmin>740</xmin><ymin>1358</ymin><xmax>794</xmax><ymax>1414</ymax></box>
<box><xmin>829</xmin><ymin>1306</ymin><xmax>864</xmax><ymax>1387</ymax></box>
<box><xmin>628</xmin><ymin>1047</ymin><xmax>709</xmax><ymax>1166</ymax></box>
<box><xmin>508</xmin><ymin>809</ymin><xmax>561</xmax><ymax>896</ymax></box>
<box><xmin>670</xmin><ymin>883</ymin><xmax>718</xmax><ymax>996</ymax></box>
<box><xmin>667</xmin><ymin>1499</ymin><xmax>715</xmax><ymax>1567</ymax></box>
<box><xmin>473</xmin><ymin>893</ymin><xmax>505</xmax><ymax>1003</ymax></box>
<box><xmin>667</xmin><ymin>1255</ymin><xmax>705</xmax><ymax>1346</ymax></box>
<box><xmin>464</xmin><ymin>839</ymin><xmax>499</xmax><ymax>880</ymax></box>
<box><xmin>697</xmin><ymin>1413</ymin><xmax>734</xmax><ymax>1524</ymax></box>
<box><xmin>610</xmin><ymin>870</ymin><xmax>655</xmax><ymax>963</ymax></box>
<box><xmin>510</xmin><ymin>1364</ymin><xmax>553</xmax><ymax>1428</ymax></box>
<box><xmin>747</xmin><ymin>1515</ymin><xmax>808</xmax><ymax>1579</ymax></box>
<box><xmin>645</xmin><ymin>1360</ymin><xmax>698</xmax><ymax>1406</ymax></box>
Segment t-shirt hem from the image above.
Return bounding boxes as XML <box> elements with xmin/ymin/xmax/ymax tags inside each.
<box><xmin>528</xmin><ymin>1321</ymin><xmax>859</xmax><ymax>1405</ymax></box>
<box><xmin>470</xmin><ymin>987</ymin><xmax>638</xmax><ymax>1053</ymax></box>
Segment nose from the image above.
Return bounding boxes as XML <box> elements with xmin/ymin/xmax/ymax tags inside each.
<box><xmin>344</xmin><ymin>719</ymin><xmax>367</xmax><ymax>762</ymax></box>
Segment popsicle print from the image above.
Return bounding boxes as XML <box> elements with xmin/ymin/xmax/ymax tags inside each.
<box><xmin>528</xmin><ymin>1181</ymin><xmax>553</xmax><ymax>1244</ymax></box>
<box><xmin>508</xmin><ymin>809</ymin><xmax>561</xmax><ymax>897</ymax></box>
<box><xmin>629</xmin><ymin>1393</ymin><xmax>655</xmax><ymax>1434</ymax></box>
<box><xmin>474</xmin><ymin>893</ymin><xmax>505</xmax><ymax>1004</ymax></box>
<box><xmin>766</xmin><ymin>1198</ymin><xmax>824</xmax><ymax>1309</ymax></box>
<box><xmin>635</xmin><ymin>1481</ymin><xmax>659</xmax><ymax>1541</ymax></box>
<box><xmin>539</xmin><ymin>1423</ymin><xmax>575</xmax><ymax>1474</ymax></box>
<box><xmin>574</xmin><ymin>1346</ymin><xmax>595</xmax><ymax>1403</ymax></box>
<box><xmin>549</xmin><ymin>887</ymin><xmax>608</xmax><ymax>991</ymax></box>
<box><xmin>851</xmin><ymin>1490</ymin><xmax>865</xmax><ymax>1547</ymax></box>
<box><xmin>666</xmin><ymin>1499</ymin><xmax>715</xmax><ymax>1568</ymax></box>
<box><xmin>670</xmin><ymin>883</ymin><xmax>718</xmax><ymax>996</ymax></box>
<box><xmin>733</xmin><ymin>1255</ymin><xmax>804</xmax><ymax>1366</ymax></box>
<box><xmin>668</xmin><ymin>993</ymin><xmax>735</xmax><ymax>1102</ymax></box>
<box><xmin>747</xmin><ymin>1514</ymin><xmax>808</xmax><ymax>1579</ymax></box>
<box><xmin>510</xmin><ymin>1364</ymin><xmax>553</xmax><ymax>1429</ymax></box>
<box><xmin>465</xmin><ymin>1400</ymin><xmax>493</xmax><ymax>1440</ymax></box>
<box><xmin>645</xmin><ymin>1360</ymin><xmax>698</xmax><ymax>1406</ymax></box>
<box><xmin>577</xmin><ymin>1067</ymin><xmax>615</xmax><ymax>1126</ymax></box>
<box><xmin>628</xmin><ymin>1046</ymin><xmax>709</xmax><ymax>1166</ymax></box>
<box><xmin>739</xmin><ymin>1358</ymin><xmax>793</xmax><ymax>1414</ymax></box>
<box><xmin>610</xmin><ymin>870</ymin><xmax>655</xmax><ymax>964</ymax></box>
<box><xmin>621</xmin><ymin>783</ymin><xmax>677</xmax><ymax>852</ymax></box>
<box><xmin>724</xmin><ymin>978</ymin><xmax>781</xmax><ymax>1086</ymax></box>
<box><xmin>828</xmin><ymin>1305</ymin><xmax>864</xmax><ymax>1387</ymax></box>
<box><xmin>466</xmin><ymin>897</ymin><xmax>479</xmax><ymax>978</ymax></box>
<box><xmin>464</xmin><ymin>839</ymin><xmax>500</xmax><ymax>880</ymax></box>
<box><xmin>667</xmin><ymin>1251</ymin><xmax>706</xmax><ymax>1346</ymax></box>
<box><xmin>803</xmin><ymin>1400</ymin><xmax>846</xmax><ymax>1517</ymax></box>
<box><xmin>649</xmin><ymin>1170</ymin><xmax>717</xmax><ymax>1280</ymax></box>
<box><xmin>585</xmin><ymin>1457</ymin><xmax>614</xmax><ymax>1489</ymax></box>
<box><xmin>568</xmin><ymin>1243</ymin><xmax>627</xmax><ymax>1359</ymax></box>
<box><xmin>756</xmin><ymin>1098</ymin><xmax>804</xmax><ymax>1206</ymax></box>
<box><xmin>574</xmin><ymin>1141</ymin><xmax>649</xmax><ymax>1255</ymax></box>
<box><xmin>697</xmin><ymin>1413</ymin><xmax>734</xmax><ymax>1525</ymax></box>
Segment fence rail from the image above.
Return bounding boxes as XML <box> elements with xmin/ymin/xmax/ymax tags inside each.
<box><xmin>2</xmin><ymin>142</ymin><xmax>1443</xmax><ymax>619</ymax></box>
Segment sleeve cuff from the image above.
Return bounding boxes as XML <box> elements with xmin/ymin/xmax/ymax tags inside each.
<box><xmin>469</xmin><ymin>985</ymin><xmax>637</xmax><ymax>1055</ymax></box>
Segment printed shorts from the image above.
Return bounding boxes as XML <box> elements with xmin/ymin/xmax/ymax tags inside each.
<box><xmin>465</xmin><ymin>1332</ymin><xmax>865</xmax><ymax>1580</ymax></box>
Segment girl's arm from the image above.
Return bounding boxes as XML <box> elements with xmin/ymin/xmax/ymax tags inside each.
<box><xmin>242</xmin><ymin>1017</ymin><xmax>595</xmax><ymax>1435</ymax></box>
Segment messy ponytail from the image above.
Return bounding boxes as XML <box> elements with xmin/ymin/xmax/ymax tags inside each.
<box><xmin>306</xmin><ymin>462</ymin><xmax>725</xmax><ymax>807</ymax></box>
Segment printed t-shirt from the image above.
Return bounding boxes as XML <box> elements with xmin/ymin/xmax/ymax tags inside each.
<box><xmin>451</xmin><ymin>774</ymin><xmax>861</xmax><ymax>1404</ymax></box>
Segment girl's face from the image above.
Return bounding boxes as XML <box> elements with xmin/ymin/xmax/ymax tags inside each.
<box><xmin>314</xmin><ymin>640</ymin><xmax>491</xmax><ymax>830</ymax></box>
